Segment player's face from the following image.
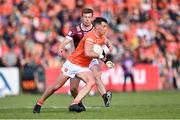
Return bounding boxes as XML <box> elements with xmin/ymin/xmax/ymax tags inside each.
<box><xmin>97</xmin><ymin>22</ymin><xmax>108</xmax><ymax>35</ymax></box>
<box><xmin>82</xmin><ymin>13</ymin><xmax>93</xmax><ymax>27</ymax></box>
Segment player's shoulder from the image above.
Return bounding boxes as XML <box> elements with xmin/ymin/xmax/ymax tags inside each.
<box><xmin>69</xmin><ymin>25</ymin><xmax>77</xmax><ymax>31</ymax></box>
<box><xmin>69</xmin><ymin>24</ymin><xmax>81</xmax><ymax>31</ymax></box>
<box><xmin>67</xmin><ymin>24</ymin><xmax>80</xmax><ymax>36</ymax></box>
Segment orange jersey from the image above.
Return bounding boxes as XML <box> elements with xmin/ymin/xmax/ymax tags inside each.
<box><xmin>68</xmin><ymin>31</ymin><xmax>105</xmax><ymax>67</ymax></box>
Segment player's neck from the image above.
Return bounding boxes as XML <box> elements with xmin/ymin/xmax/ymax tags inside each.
<box><xmin>81</xmin><ymin>23</ymin><xmax>93</xmax><ymax>31</ymax></box>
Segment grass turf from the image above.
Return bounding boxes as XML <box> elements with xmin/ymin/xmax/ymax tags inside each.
<box><xmin>0</xmin><ymin>90</ymin><xmax>180</xmax><ymax>119</ymax></box>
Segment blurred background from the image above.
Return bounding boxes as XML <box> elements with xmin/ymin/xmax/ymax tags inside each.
<box><xmin>0</xmin><ymin>0</ymin><xmax>179</xmax><ymax>97</ymax></box>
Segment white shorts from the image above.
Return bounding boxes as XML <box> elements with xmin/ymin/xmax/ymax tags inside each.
<box><xmin>89</xmin><ymin>59</ymin><xmax>99</xmax><ymax>68</ymax></box>
<box><xmin>61</xmin><ymin>60</ymin><xmax>91</xmax><ymax>78</ymax></box>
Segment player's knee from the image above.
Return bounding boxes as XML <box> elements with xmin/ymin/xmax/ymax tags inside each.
<box><xmin>94</xmin><ymin>73</ymin><xmax>101</xmax><ymax>80</ymax></box>
<box><xmin>94</xmin><ymin>75</ymin><xmax>101</xmax><ymax>83</ymax></box>
<box><xmin>95</xmin><ymin>79</ymin><xmax>101</xmax><ymax>86</ymax></box>
<box><xmin>95</xmin><ymin>75</ymin><xmax>101</xmax><ymax>82</ymax></box>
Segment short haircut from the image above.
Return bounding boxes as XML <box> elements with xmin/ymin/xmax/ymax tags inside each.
<box><xmin>93</xmin><ymin>17</ymin><xmax>108</xmax><ymax>26</ymax></box>
<box><xmin>82</xmin><ymin>8</ymin><xmax>93</xmax><ymax>16</ymax></box>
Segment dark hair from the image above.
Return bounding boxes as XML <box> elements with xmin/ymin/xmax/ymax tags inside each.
<box><xmin>82</xmin><ymin>8</ymin><xmax>93</xmax><ymax>16</ymax></box>
<box><xmin>93</xmin><ymin>17</ymin><xmax>108</xmax><ymax>26</ymax></box>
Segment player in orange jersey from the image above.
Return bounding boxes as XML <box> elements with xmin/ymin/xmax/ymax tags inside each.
<box><xmin>59</xmin><ymin>8</ymin><xmax>112</xmax><ymax>111</ymax></box>
<box><xmin>33</xmin><ymin>17</ymin><xmax>111</xmax><ymax>113</ymax></box>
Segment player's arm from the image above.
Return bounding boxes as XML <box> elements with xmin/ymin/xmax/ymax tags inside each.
<box><xmin>58</xmin><ymin>38</ymin><xmax>72</xmax><ymax>56</ymax></box>
<box><xmin>59</xmin><ymin>38</ymin><xmax>72</xmax><ymax>50</ymax></box>
<box><xmin>104</xmin><ymin>37</ymin><xmax>113</xmax><ymax>52</ymax></box>
<box><xmin>102</xmin><ymin>37</ymin><xmax>115</xmax><ymax>68</ymax></box>
<box><xmin>58</xmin><ymin>30</ymin><xmax>74</xmax><ymax>56</ymax></box>
<box><xmin>84</xmin><ymin>38</ymin><xmax>104</xmax><ymax>59</ymax></box>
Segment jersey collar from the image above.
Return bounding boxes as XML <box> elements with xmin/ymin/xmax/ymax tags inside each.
<box><xmin>80</xmin><ymin>23</ymin><xmax>93</xmax><ymax>32</ymax></box>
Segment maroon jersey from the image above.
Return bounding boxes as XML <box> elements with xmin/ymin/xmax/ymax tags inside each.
<box><xmin>66</xmin><ymin>23</ymin><xmax>93</xmax><ymax>48</ymax></box>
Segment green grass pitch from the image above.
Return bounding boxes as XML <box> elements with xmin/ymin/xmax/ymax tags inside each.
<box><xmin>0</xmin><ymin>90</ymin><xmax>180</xmax><ymax>119</ymax></box>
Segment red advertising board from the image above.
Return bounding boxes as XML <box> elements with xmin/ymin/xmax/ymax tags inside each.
<box><xmin>45</xmin><ymin>64</ymin><xmax>161</xmax><ymax>94</ymax></box>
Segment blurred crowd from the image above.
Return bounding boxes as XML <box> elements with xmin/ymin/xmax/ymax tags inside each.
<box><xmin>0</xmin><ymin>0</ymin><xmax>179</xmax><ymax>90</ymax></box>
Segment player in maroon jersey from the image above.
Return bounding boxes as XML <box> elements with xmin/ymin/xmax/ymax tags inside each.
<box><xmin>59</xmin><ymin>8</ymin><xmax>112</xmax><ymax>111</ymax></box>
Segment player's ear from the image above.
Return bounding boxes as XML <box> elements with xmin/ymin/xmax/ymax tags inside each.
<box><xmin>81</xmin><ymin>15</ymin><xmax>84</xmax><ymax>21</ymax></box>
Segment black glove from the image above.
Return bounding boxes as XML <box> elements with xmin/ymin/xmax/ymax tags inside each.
<box><xmin>104</xmin><ymin>59</ymin><xmax>114</xmax><ymax>69</ymax></box>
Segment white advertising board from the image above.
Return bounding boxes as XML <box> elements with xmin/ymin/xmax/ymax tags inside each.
<box><xmin>0</xmin><ymin>67</ymin><xmax>20</xmax><ymax>97</ymax></box>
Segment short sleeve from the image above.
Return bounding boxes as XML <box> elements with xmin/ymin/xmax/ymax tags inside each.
<box><xmin>65</xmin><ymin>27</ymin><xmax>76</xmax><ymax>41</ymax></box>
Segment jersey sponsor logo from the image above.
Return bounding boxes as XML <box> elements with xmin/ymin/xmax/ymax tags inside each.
<box><xmin>86</xmin><ymin>38</ymin><xmax>94</xmax><ymax>45</ymax></box>
<box><xmin>86</xmin><ymin>38</ymin><xmax>93</xmax><ymax>42</ymax></box>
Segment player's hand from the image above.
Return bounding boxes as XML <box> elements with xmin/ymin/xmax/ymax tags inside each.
<box><xmin>58</xmin><ymin>49</ymin><xmax>65</xmax><ymax>57</ymax></box>
<box><xmin>105</xmin><ymin>60</ymin><xmax>115</xmax><ymax>69</ymax></box>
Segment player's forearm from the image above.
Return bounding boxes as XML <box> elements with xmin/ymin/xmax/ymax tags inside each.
<box><xmin>59</xmin><ymin>43</ymin><xmax>65</xmax><ymax>50</ymax></box>
<box><xmin>105</xmin><ymin>40</ymin><xmax>113</xmax><ymax>52</ymax></box>
<box><xmin>59</xmin><ymin>39</ymin><xmax>71</xmax><ymax>50</ymax></box>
